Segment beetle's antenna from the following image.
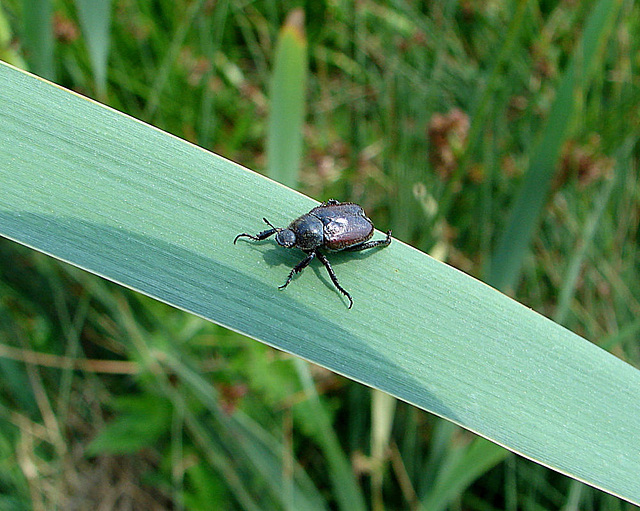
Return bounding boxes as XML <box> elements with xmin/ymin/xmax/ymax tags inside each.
<box><xmin>263</xmin><ymin>218</ymin><xmax>280</xmax><ymax>231</ymax></box>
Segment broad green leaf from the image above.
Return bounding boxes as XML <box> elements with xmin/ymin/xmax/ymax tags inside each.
<box><xmin>0</xmin><ymin>62</ymin><xmax>639</xmax><ymax>506</ymax></box>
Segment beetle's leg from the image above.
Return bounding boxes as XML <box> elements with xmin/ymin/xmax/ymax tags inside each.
<box><xmin>322</xmin><ymin>199</ymin><xmax>341</xmax><ymax>206</ymax></box>
<box><xmin>279</xmin><ymin>251</ymin><xmax>316</xmax><ymax>289</ymax></box>
<box><xmin>316</xmin><ymin>252</ymin><xmax>353</xmax><ymax>309</ymax></box>
<box><xmin>233</xmin><ymin>217</ymin><xmax>282</xmax><ymax>244</ymax></box>
<box><xmin>343</xmin><ymin>230</ymin><xmax>392</xmax><ymax>252</ymax></box>
<box><xmin>233</xmin><ymin>228</ymin><xmax>277</xmax><ymax>244</ymax></box>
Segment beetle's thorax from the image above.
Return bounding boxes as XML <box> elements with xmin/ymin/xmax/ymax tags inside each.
<box><xmin>285</xmin><ymin>214</ymin><xmax>324</xmax><ymax>250</ymax></box>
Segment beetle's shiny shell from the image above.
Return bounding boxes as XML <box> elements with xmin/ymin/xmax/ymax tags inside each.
<box><xmin>309</xmin><ymin>202</ymin><xmax>374</xmax><ymax>251</ymax></box>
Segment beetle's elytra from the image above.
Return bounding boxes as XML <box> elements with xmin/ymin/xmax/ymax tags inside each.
<box><xmin>234</xmin><ymin>199</ymin><xmax>392</xmax><ymax>309</ymax></box>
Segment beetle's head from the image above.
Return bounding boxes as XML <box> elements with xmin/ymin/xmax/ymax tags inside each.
<box><xmin>275</xmin><ymin>228</ymin><xmax>296</xmax><ymax>248</ymax></box>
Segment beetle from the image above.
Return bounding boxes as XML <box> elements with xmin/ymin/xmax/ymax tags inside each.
<box><xmin>234</xmin><ymin>199</ymin><xmax>392</xmax><ymax>309</ymax></box>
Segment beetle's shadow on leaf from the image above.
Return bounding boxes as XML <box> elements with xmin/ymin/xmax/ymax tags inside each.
<box><xmin>259</xmin><ymin>243</ymin><xmax>389</xmax><ymax>267</ymax></box>
<box><xmin>259</xmin><ymin>244</ymin><xmax>390</xmax><ymax>298</ymax></box>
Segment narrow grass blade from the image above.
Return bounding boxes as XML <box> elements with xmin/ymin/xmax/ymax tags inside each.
<box><xmin>553</xmin><ymin>142</ymin><xmax>633</xmax><ymax>324</ymax></box>
<box><xmin>1</xmin><ymin>62</ymin><xmax>639</xmax><ymax>505</ymax></box>
<box><xmin>294</xmin><ymin>359</ymin><xmax>367</xmax><ymax>511</ymax></box>
<box><xmin>143</xmin><ymin>0</ymin><xmax>208</xmax><ymax>119</ymax></box>
<box><xmin>74</xmin><ymin>0</ymin><xmax>112</xmax><ymax>98</ymax></box>
<box><xmin>266</xmin><ymin>9</ymin><xmax>308</xmax><ymax>188</ymax></box>
<box><xmin>163</xmin><ymin>354</ymin><xmax>330</xmax><ymax>511</ymax></box>
<box><xmin>420</xmin><ymin>438</ymin><xmax>509</xmax><ymax>511</ymax></box>
<box><xmin>487</xmin><ymin>0</ymin><xmax>623</xmax><ymax>292</ymax></box>
<box><xmin>0</xmin><ymin>6</ymin><xmax>27</xmax><ymax>69</ymax></box>
<box><xmin>371</xmin><ymin>390</ymin><xmax>396</xmax><ymax>510</ymax></box>
<box><xmin>21</xmin><ymin>0</ymin><xmax>54</xmax><ymax>79</ymax></box>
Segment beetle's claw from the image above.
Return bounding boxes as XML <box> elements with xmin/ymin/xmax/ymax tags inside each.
<box><xmin>338</xmin><ymin>289</ymin><xmax>353</xmax><ymax>309</ymax></box>
<box><xmin>342</xmin><ymin>289</ymin><xmax>353</xmax><ymax>309</ymax></box>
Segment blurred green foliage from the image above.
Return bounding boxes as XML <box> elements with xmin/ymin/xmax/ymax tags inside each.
<box><xmin>1</xmin><ymin>0</ymin><xmax>639</xmax><ymax>509</ymax></box>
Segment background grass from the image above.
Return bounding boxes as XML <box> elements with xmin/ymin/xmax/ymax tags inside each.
<box><xmin>1</xmin><ymin>0</ymin><xmax>639</xmax><ymax>509</ymax></box>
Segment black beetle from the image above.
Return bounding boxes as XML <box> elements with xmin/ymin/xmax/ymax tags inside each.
<box><xmin>234</xmin><ymin>199</ymin><xmax>391</xmax><ymax>308</ymax></box>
